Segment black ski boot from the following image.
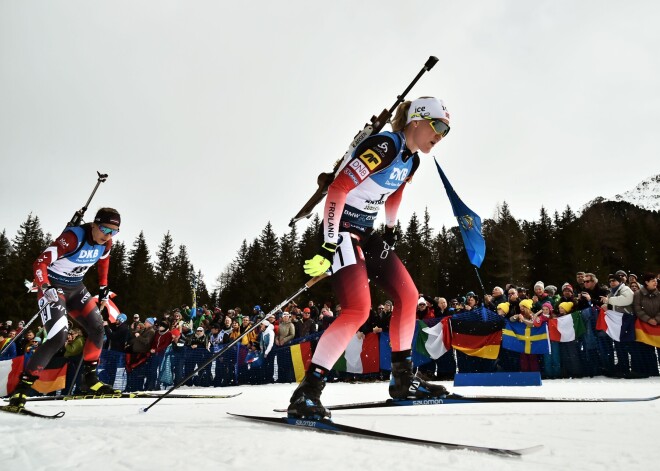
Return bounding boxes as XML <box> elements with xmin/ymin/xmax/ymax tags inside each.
<box><xmin>287</xmin><ymin>364</ymin><xmax>331</xmax><ymax>419</ymax></box>
<box><xmin>7</xmin><ymin>373</ymin><xmax>38</xmax><ymax>411</ymax></box>
<box><xmin>389</xmin><ymin>351</ymin><xmax>448</xmax><ymax>400</ymax></box>
<box><xmin>79</xmin><ymin>361</ymin><xmax>120</xmax><ymax>395</ymax></box>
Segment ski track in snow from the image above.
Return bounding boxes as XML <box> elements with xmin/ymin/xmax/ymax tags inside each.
<box><xmin>1</xmin><ymin>378</ymin><xmax>659</xmax><ymax>470</ymax></box>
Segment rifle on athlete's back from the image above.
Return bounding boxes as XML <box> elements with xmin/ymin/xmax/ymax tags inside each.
<box><xmin>288</xmin><ymin>56</ymin><xmax>439</xmax><ymax>227</ymax></box>
<box><xmin>67</xmin><ymin>171</ymin><xmax>109</xmax><ymax>227</ymax></box>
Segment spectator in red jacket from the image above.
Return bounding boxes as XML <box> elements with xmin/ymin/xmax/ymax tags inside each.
<box><xmin>145</xmin><ymin>320</ymin><xmax>173</xmax><ymax>390</ymax></box>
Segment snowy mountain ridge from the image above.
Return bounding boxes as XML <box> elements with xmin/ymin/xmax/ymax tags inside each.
<box><xmin>606</xmin><ymin>174</ymin><xmax>660</xmax><ymax>212</ymax></box>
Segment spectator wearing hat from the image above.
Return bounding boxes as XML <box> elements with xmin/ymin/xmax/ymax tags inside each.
<box><xmin>23</xmin><ymin>336</ymin><xmax>41</xmax><ymax>361</ymax></box>
<box><xmin>559</xmin><ymin>283</ymin><xmax>577</xmax><ymax>305</ymax></box>
<box><xmin>633</xmin><ymin>272</ymin><xmax>660</xmax><ymax>376</ymax></box>
<box><xmin>276</xmin><ymin>313</ymin><xmax>296</xmax><ymax>347</ymax></box>
<box><xmin>130</xmin><ymin>314</ymin><xmax>142</xmax><ymax>333</ymax></box>
<box><xmin>260</xmin><ymin>320</ymin><xmax>276</xmax><ymax>382</ymax></box>
<box><xmin>101</xmin><ymin>313</ymin><xmax>130</xmax><ymax>388</ymax></box>
<box><xmin>484</xmin><ymin>287</ymin><xmax>507</xmax><ymax>312</ymax></box>
<box><xmin>299</xmin><ymin>308</ymin><xmax>317</xmax><ymax>337</ymax></box>
<box><xmin>416</xmin><ymin>298</ymin><xmax>434</xmax><ymax>320</ymax></box>
<box><xmin>602</xmin><ymin>273</ymin><xmax>642</xmax><ymax>378</ymax></box>
<box><xmin>208</xmin><ymin>323</ymin><xmax>225</xmax><ymax>387</ymax></box>
<box><xmin>187</xmin><ymin>325</ymin><xmax>211</xmax><ymax>387</ymax></box>
<box><xmin>510</xmin><ymin>299</ymin><xmax>541</xmax><ymax>372</ymax></box>
<box><xmin>554</xmin><ymin>302</ymin><xmax>583</xmax><ymax>378</ymax></box>
<box><xmin>628</xmin><ymin>273</ymin><xmax>638</xmax><ymax>285</ymax></box>
<box><xmin>0</xmin><ymin>330</ymin><xmax>17</xmax><ymax>359</ymax></box>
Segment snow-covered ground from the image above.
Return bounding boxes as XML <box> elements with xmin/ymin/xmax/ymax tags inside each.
<box><xmin>2</xmin><ymin>378</ymin><xmax>659</xmax><ymax>470</ymax></box>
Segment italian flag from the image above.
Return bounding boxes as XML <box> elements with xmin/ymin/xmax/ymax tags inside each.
<box><xmin>333</xmin><ymin>333</ymin><xmax>380</xmax><ymax>374</ymax></box>
<box><xmin>548</xmin><ymin>313</ymin><xmax>586</xmax><ymax>342</ymax></box>
<box><xmin>415</xmin><ymin>318</ymin><xmax>450</xmax><ymax>359</ymax></box>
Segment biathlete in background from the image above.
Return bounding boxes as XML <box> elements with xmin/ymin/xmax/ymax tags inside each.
<box><xmin>288</xmin><ymin>97</ymin><xmax>451</xmax><ymax>419</ymax></box>
<box><xmin>8</xmin><ymin>208</ymin><xmax>122</xmax><ymax>410</ymax></box>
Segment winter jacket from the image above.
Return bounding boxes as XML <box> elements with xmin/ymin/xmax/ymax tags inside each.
<box><xmin>150</xmin><ymin>330</ymin><xmax>173</xmax><ymax>354</ymax></box>
<box><xmin>607</xmin><ymin>283</ymin><xmax>634</xmax><ymax>314</ymax></box>
<box><xmin>64</xmin><ymin>336</ymin><xmax>85</xmax><ymax>357</ymax></box>
<box><xmin>129</xmin><ymin>326</ymin><xmax>156</xmax><ymax>353</ymax></box>
<box><xmin>260</xmin><ymin>324</ymin><xmax>275</xmax><ymax>357</ymax></box>
<box><xmin>276</xmin><ymin>320</ymin><xmax>296</xmax><ymax>346</ymax></box>
<box><xmin>634</xmin><ymin>287</ymin><xmax>660</xmax><ymax>323</ymax></box>
<box><xmin>104</xmin><ymin>322</ymin><xmax>130</xmax><ymax>352</ymax></box>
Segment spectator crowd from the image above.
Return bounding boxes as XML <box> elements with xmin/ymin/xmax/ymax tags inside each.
<box><xmin>2</xmin><ymin>268</ymin><xmax>659</xmax><ymax>394</ymax></box>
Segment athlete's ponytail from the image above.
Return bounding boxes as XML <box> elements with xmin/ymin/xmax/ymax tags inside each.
<box><xmin>390</xmin><ymin>101</ymin><xmax>411</xmax><ymax>132</ymax></box>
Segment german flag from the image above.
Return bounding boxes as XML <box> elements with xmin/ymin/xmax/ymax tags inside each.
<box><xmin>33</xmin><ymin>356</ymin><xmax>68</xmax><ymax>394</ymax></box>
<box><xmin>289</xmin><ymin>341</ymin><xmax>313</xmax><ymax>382</ymax></box>
<box><xmin>635</xmin><ymin>318</ymin><xmax>660</xmax><ymax>348</ymax></box>
<box><xmin>450</xmin><ymin>317</ymin><xmax>503</xmax><ymax>359</ymax></box>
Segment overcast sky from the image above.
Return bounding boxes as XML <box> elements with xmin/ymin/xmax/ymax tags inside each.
<box><xmin>1</xmin><ymin>1</ymin><xmax>658</xmax><ymax>288</ymax></box>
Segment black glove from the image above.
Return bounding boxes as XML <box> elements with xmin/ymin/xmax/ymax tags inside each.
<box><xmin>383</xmin><ymin>226</ymin><xmax>398</xmax><ymax>248</ymax></box>
<box><xmin>99</xmin><ymin>285</ymin><xmax>110</xmax><ymax>302</ymax></box>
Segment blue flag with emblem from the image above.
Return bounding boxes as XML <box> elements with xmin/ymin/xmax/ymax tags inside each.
<box><xmin>434</xmin><ymin>159</ymin><xmax>485</xmax><ymax>268</ymax></box>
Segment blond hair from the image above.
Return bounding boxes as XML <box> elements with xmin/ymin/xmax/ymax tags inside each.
<box><xmin>391</xmin><ymin>101</ymin><xmax>412</xmax><ymax>132</ymax></box>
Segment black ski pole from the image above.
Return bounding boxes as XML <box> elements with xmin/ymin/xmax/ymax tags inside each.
<box><xmin>68</xmin><ymin>171</ymin><xmax>109</xmax><ymax>227</ymax></box>
<box><xmin>140</xmin><ymin>273</ymin><xmax>329</xmax><ymax>413</ymax></box>
<box><xmin>0</xmin><ymin>302</ymin><xmax>50</xmax><ymax>356</ymax></box>
<box><xmin>289</xmin><ymin>56</ymin><xmax>439</xmax><ymax>226</ymax></box>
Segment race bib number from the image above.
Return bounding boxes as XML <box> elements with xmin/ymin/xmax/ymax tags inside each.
<box><xmin>331</xmin><ymin>233</ymin><xmax>361</xmax><ymax>274</ymax></box>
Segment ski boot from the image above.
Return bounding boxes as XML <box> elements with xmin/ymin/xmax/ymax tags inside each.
<box><xmin>79</xmin><ymin>361</ymin><xmax>121</xmax><ymax>396</ymax></box>
<box><xmin>389</xmin><ymin>351</ymin><xmax>448</xmax><ymax>400</ymax></box>
<box><xmin>287</xmin><ymin>364</ymin><xmax>331</xmax><ymax>419</ymax></box>
<box><xmin>6</xmin><ymin>373</ymin><xmax>38</xmax><ymax>411</ymax></box>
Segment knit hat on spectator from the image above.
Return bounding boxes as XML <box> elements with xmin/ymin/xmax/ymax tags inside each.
<box><xmin>196</xmin><ymin>326</ymin><xmax>204</xmax><ymax>332</ymax></box>
<box><xmin>158</xmin><ymin>320</ymin><xmax>169</xmax><ymax>329</ymax></box>
<box><xmin>262</xmin><ymin>320</ymin><xmax>270</xmax><ymax>327</ymax></box>
<box><xmin>133</xmin><ymin>314</ymin><xmax>140</xmax><ymax>320</ymax></box>
<box><xmin>542</xmin><ymin>302</ymin><xmax>554</xmax><ymax>314</ymax></box>
<box><xmin>558</xmin><ymin>302</ymin><xmax>574</xmax><ymax>314</ymax></box>
<box><xmin>534</xmin><ymin>281</ymin><xmax>544</xmax><ymax>290</ymax></box>
<box><xmin>117</xmin><ymin>313</ymin><xmax>127</xmax><ymax>323</ymax></box>
<box><xmin>519</xmin><ymin>299</ymin><xmax>534</xmax><ymax>311</ymax></box>
<box><xmin>615</xmin><ymin>270</ymin><xmax>627</xmax><ymax>278</ymax></box>
<box><xmin>544</xmin><ymin>285</ymin><xmax>557</xmax><ymax>296</ymax></box>
<box><xmin>561</xmin><ymin>283</ymin><xmax>574</xmax><ymax>293</ymax></box>
<box><xmin>497</xmin><ymin>303</ymin><xmax>510</xmax><ymax>315</ymax></box>
<box><xmin>418</xmin><ymin>297</ymin><xmax>427</xmax><ymax>305</ymax></box>
<box><xmin>303</xmin><ymin>308</ymin><xmax>311</xmax><ymax>313</ymax></box>
<box><xmin>6</xmin><ymin>320</ymin><xmax>12</xmax><ymax>327</ymax></box>
<box><xmin>145</xmin><ymin>317</ymin><xmax>155</xmax><ymax>326</ymax></box>
<box><xmin>282</xmin><ymin>312</ymin><xmax>291</xmax><ymax>318</ymax></box>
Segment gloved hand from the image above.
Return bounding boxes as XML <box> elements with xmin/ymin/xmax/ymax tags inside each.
<box><xmin>99</xmin><ymin>286</ymin><xmax>110</xmax><ymax>302</ymax></box>
<box><xmin>41</xmin><ymin>285</ymin><xmax>60</xmax><ymax>304</ymax></box>
<box><xmin>303</xmin><ymin>242</ymin><xmax>337</xmax><ymax>276</ymax></box>
<box><xmin>383</xmin><ymin>226</ymin><xmax>398</xmax><ymax>248</ymax></box>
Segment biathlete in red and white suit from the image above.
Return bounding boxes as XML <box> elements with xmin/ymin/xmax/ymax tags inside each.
<box><xmin>9</xmin><ymin>208</ymin><xmax>122</xmax><ymax>410</ymax></box>
<box><xmin>288</xmin><ymin>97</ymin><xmax>452</xmax><ymax>419</ymax></box>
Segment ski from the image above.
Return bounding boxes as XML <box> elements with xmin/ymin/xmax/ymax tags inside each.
<box><xmin>274</xmin><ymin>393</ymin><xmax>660</xmax><ymax>412</ymax></box>
<box><xmin>228</xmin><ymin>412</ymin><xmax>541</xmax><ymax>457</ymax></box>
<box><xmin>21</xmin><ymin>391</ymin><xmax>242</xmax><ymax>402</ymax></box>
<box><xmin>0</xmin><ymin>405</ymin><xmax>65</xmax><ymax>419</ymax></box>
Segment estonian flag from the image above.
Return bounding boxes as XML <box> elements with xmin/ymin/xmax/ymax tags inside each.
<box><xmin>434</xmin><ymin>159</ymin><xmax>485</xmax><ymax>267</ymax></box>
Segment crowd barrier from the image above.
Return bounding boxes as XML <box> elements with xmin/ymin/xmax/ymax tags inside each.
<box><xmin>83</xmin><ymin>307</ymin><xmax>660</xmax><ymax>394</ymax></box>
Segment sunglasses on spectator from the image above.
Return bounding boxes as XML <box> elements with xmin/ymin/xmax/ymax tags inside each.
<box><xmin>424</xmin><ymin>118</ymin><xmax>450</xmax><ymax>137</ymax></box>
<box><xmin>98</xmin><ymin>225</ymin><xmax>120</xmax><ymax>236</ymax></box>
<box><xmin>584</xmin><ymin>279</ymin><xmax>593</xmax><ymax>283</ymax></box>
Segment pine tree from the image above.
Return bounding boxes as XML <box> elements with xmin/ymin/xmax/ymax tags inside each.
<box><xmin>124</xmin><ymin>232</ymin><xmax>156</xmax><ymax>314</ymax></box>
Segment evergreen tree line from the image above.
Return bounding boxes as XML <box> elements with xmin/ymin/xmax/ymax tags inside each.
<box><xmin>1</xmin><ymin>200</ymin><xmax>659</xmax><ymax>325</ymax></box>
<box><xmin>217</xmin><ymin>200</ymin><xmax>660</xmax><ymax>312</ymax></box>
